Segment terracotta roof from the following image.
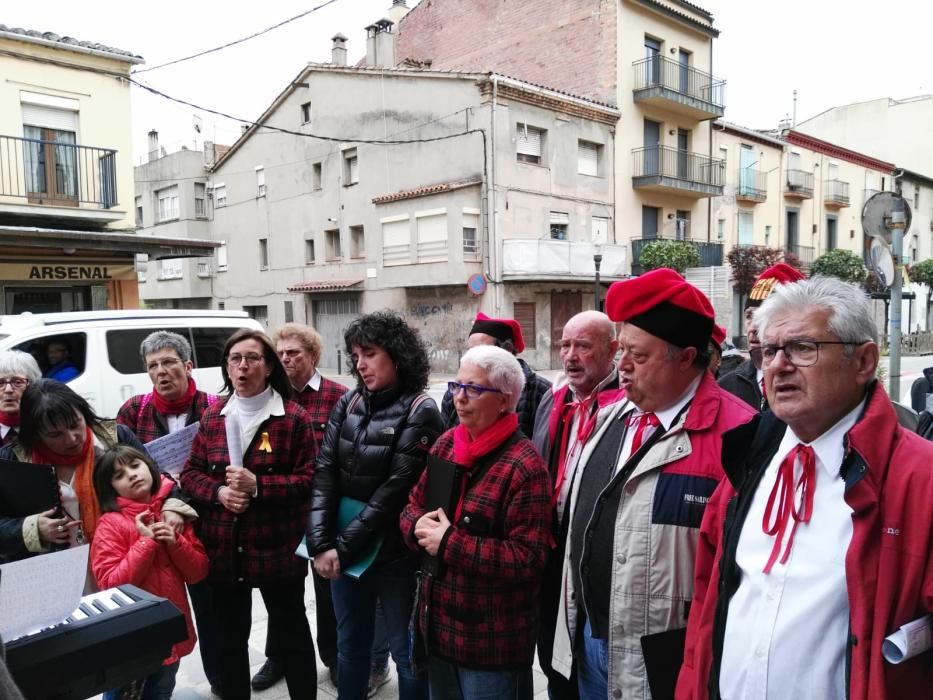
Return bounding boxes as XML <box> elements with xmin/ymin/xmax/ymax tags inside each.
<box><xmin>373</xmin><ymin>178</ymin><xmax>483</xmax><ymax>204</ymax></box>
<box><xmin>0</xmin><ymin>24</ymin><xmax>144</xmax><ymax>63</ymax></box>
<box><xmin>287</xmin><ymin>279</ymin><xmax>364</xmax><ymax>292</ymax></box>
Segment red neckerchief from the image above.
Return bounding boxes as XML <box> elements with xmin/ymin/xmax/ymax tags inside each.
<box><xmin>762</xmin><ymin>443</ymin><xmax>816</xmax><ymax>573</ymax></box>
<box><xmin>628</xmin><ymin>411</ymin><xmax>661</xmax><ymax>453</ymax></box>
<box><xmin>451</xmin><ymin>412</ymin><xmax>519</xmax><ymax>521</ymax></box>
<box><xmin>150</xmin><ymin>377</ymin><xmax>197</xmax><ymax>416</ymax></box>
<box><xmin>0</xmin><ymin>410</ymin><xmax>20</xmax><ymax>427</ymax></box>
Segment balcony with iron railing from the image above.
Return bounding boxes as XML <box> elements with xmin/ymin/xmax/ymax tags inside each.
<box><xmin>630</xmin><ymin>235</ymin><xmax>724</xmax><ymax>275</ymax></box>
<box><xmin>784</xmin><ymin>243</ymin><xmax>815</xmax><ymax>269</ymax></box>
<box><xmin>0</xmin><ymin>133</ymin><xmax>122</xmax><ymax>225</ymax></box>
<box><xmin>501</xmin><ymin>239</ymin><xmax>627</xmax><ymax>281</ymax></box>
<box><xmin>735</xmin><ymin>168</ymin><xmax>768</xmax><ymax>203</ymax></box>
<box><xmin>784</xmin><ymin>168</ymin><xmax>814</xmax><ymax>199</ymax></box>
<box><xmin>632</xmin><ymin>55</ymin><xmax>725</xmax><ymax>120</ymax></box>
<box><xmin>632</xmin><ymin>145</ymin><xmax>724</xmax><ymax>197</ymax></box>
<box><xmin>824</xmin><ymin>179</ymin><xmax>850</xmax><ymax>208</ymax></box>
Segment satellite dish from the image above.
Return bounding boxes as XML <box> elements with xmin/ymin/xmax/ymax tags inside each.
<box><xmin>868</xmin><ymin>237</ymin><xmax>895</xmax><ymax>288</ymax></box>
<box><xmin>861</xmin><ymin>191</ymin><xmax>912</xmax><ymax>246</ymax></box>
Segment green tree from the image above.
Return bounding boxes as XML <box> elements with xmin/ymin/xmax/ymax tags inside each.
<box><xmin>726</xmin><ymin>246</ymin><xmax>787</xmax><ymax>298</ymax></box>
<box><xmin>908</xmin><ymin>258</ymin><xmax>933</xmax><ymax>315</ymax></box>
<box><xmin>810</xmin><ymin>249</ymin><xmax>867</xmax><ymax>283</ymax></box>
<box><xmin>639</xmin><ymin>240</ymin><xmax>699</xmax><ymax>274</ymax></box>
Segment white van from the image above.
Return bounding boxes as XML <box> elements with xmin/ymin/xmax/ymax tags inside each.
<box><xmin>0</xmin><ymin>310</ymin><xmax>263</xmax><ymax>417</ymax></box>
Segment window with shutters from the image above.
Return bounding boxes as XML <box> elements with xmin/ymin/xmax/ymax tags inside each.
<box><xmin>194</xmin><ymin>183</ymin><xmax>206</xmax><ymax>218</ymax></box>
<box><xmin>516</xmin><ymin>123</ymin><xmax>545</xmax><ymax>165</ymax></box>
<box><xmin>416</xmin><ymin>211</ymin><xmax>448</xmax><ymax>262</ymax></box>
<box><xmin>159</xmin><ymin>258</ymin><xmax>183</xmax><ymax>280</ymax></box>
<box><xmin>513</xmin><ymin>302</ymin><xmax>536</xmax><ymax>349</ymax></box>
<box><xmin>21</xmin><ymin>98</ymin><xmax>80</xmax><ymax>205</ymax></box>
<box><xmin>550</xmin><ymin>211</ymin><xmax>569</xmax><ymax>240</ymax></box>
<box><xmin>343</xmin><ymin>148</ymin><xmax>358</xmax><ymax>185</ymax></box>
<box><xmin>382</xmin><ymin>216</ymin><xmax>411</xmax><ymax>265</ymax></box>
<box><xmin>156</xmin><ymin>185</ymin><xmax>179</xmax><ymax>222</ymax></box>
<box><xmin>217</xmin><ymin>242</ymin><xmax>228</xmax><ymax>272</ymax></box>
<box><xmin>300</xmin><ymin>102</ymin><xmax>312</xmax><ymax>124</ymax></box>
<box><xmin>578</xmin><ymin>140</ymin><xmax>602</xmax><ymax>177</ymax></box>
<box><xmin>326</xmin><ymin>229</ymin><xmax>342</xmax><ymax>260</ymax></box>
<box><xmin>350</xmin><ymin>225</ymin><xmax>365</xmax><ymax>259</ymax></box>
<box><xmin>255</xmin><ymin>166</ymin><xmax>266</xmax><ymax>197</ymax></box>
<box><xmin>312</xmin><ymin>162</ymin><xmax>323</xmax><ymax>191</ymax></box>
<box><xmin>462</xmin><ymin>210</ymin><xmax>480</xmax><ymax>260</ymax></box>
<box><xmin>306</xmin><ymin>239</ymin><xmax>316</xmax><ymax>264</ymax></box>
<box><xmin>214</xmin><ymin>183</ymin><xmax>227</xmax><ymax>207</ymax></box>
<box><xmin>259</xmin><ymin>238</ymin><xmax>269</xmax><ymax>270</ymax></box>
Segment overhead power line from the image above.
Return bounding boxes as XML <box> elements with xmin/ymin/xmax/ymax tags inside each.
<box><xmin>134</xmin><ymin>0</ymin><xmax>342</xmax><ymax>74</ymax></box>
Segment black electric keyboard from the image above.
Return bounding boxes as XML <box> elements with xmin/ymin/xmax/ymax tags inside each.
<box><xmin>4</xmin><ymin>584</ymin><xmax>187</xmax><ymax>700</ymax></box>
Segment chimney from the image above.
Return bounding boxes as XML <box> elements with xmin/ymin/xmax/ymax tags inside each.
<box><xmin>204</xmin><ymin>140</ymin><xmax>216</xmax><ymax>168</ymax></box>
<box><xmin>364</xmin><ymin>18</ymin><xmax>396</xmax><ymax>68</ymax></box>
<box><xmin>147</xmin><ymin>129</ymin><xmax>159</xmax><ymax>163</ymax></box>
<box><xmin>388</xmin><ymin>0</ymin><xmax>410</xmax><ymax>25</ymax></box>
<box><xmin>331</xmin><ymin>33</ymin><xmax>348</xmax><ymax>66</ymax></box>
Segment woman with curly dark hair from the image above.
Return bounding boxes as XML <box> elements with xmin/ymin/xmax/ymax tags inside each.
<box><xmin>309</xmin><ymin>311</ymin><xmax>443</xmax><ymax>700</ymax></box>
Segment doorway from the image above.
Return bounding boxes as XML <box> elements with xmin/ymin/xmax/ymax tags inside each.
<box><xmin>550</xmin><ymin>292</ymin><xmax>582</xmax><ymax>369</ymax></box>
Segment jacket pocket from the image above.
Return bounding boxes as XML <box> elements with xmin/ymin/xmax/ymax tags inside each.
<box><xmin>651</xmin><ymin>473</ymin><xmax>718</xmax><ymax>528</ymax></box>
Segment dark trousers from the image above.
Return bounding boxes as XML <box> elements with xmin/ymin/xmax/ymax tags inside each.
<box><xmin>187</xmin><ymin>580</ymin><xmax>223</xmax><ymax>687</ymax></box>
<box><xmin>212</xmin><ymin>577</ymin><xmax>317</xmax><ymax>700</ymax></box>
<box><xmin>537</xmin><ymin>544</ymin><xmax>580</xmax><ymax>700</ymax></box>
<box><xmin>265</xmin><ymin>568</ymin><xmax>338</xmax><ymax>669</ymax></box>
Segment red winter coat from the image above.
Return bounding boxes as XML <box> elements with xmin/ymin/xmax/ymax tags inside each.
<box><xmin>90</xmin><ymin>476</ymin><xmax>209</xmax><ymax>664</ymax></box>
<box><xmin>677</xmin><ymin>382</ymin><xmax>933</xmax><ymax>700</ymax></box>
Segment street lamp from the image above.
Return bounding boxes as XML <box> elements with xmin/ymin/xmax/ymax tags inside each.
<box><xmin>593</xmin><ymin>252</ymin><xmax>603</xmax><ymax>311</ymax></box>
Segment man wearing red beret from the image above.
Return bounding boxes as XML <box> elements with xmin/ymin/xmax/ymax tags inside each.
<box><xmin>550</xmin><ymin>269</ymin><xmax>755</xmax><ymax>700</ymax></box>
<box><xmin>720</xmin><ymin>263</ymin><xmax>805</xmax><ymax>409</ymax></box>
<box><xmin>440</xmin><ymin>312</ymin><xmax>551</xmax><ymax>440</ymax></box>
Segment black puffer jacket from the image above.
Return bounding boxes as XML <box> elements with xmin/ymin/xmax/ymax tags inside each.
<box><xmin>308</xmin><ymin>386</ymin><xmax>442</xmax><ymax>567</ymax></box>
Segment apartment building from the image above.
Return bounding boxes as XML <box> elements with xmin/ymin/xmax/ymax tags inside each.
<box><xmin>204</xmin><ymin>28</ymin><xmax>619</xmax><ymax>371</ymax></box>
<box><xmin>0</xmin><ymin>24</ymin><xmax>215</xmax><ymax>313</ymax></box>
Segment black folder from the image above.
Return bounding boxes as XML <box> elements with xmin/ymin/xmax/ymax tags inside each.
<box><xmin>640</xmin><ymin>626</ymin><xmax>687</xmax><ymax>700</ymax></box>
<box><xmin>0</xmin><ymin>458</ymin><xmax>60</xmax><ymax>518</ymax></box>
<box><xmin>420</xmin><ymin>454</ymin><xmax>461</xmax><ymax>576</ymax></box>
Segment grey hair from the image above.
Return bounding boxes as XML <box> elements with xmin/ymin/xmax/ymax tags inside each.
<box><xmin>139</xmin><ymin>331</ymin><xmax>192</xmax><ymax>364</ymax></box>
<box><xmin>755</xmin><ymin>276</ymin><xmax>877</xmax><ymax>353</ymax></box>
<box><xmin>0</xmin><ymin>350</ymin><xmax>42</xmax><ymax>381</ymax></box>
<box><xmin>664</xmin><ymin>342</ymin><xmax>712</xmax><ymax>371</ymax></box>
<box><xmin>460</xmin><ymin>345</ymin><xmax>524</xmax><ymax>412</ymax></box>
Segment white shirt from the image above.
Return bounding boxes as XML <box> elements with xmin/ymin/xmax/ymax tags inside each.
<box><xmin>614</xmin><ymin>373</ymin><xmax>702</xmax><ymax>474</ymax></box>
<box><xmin>166</xmin><ymin>413</ymin><xmax>187</xmax><ymax>434</ymax></box>
<box><xmin>303</xmin><ymin>370</ymin><xmax>322</xmax><ymax>392</ymax></box>
<box><xmin>719</xmin><ymin>400</ymin><xmax>864</xmax><ymax>700</ymax></box>
<box><xmin>0</xmin><ymin>423</ymin><xmax>11</xmax><ymax>440</ymax></box>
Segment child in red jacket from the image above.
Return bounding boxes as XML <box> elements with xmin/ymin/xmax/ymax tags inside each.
<box><xmin>91</xmin><ymin>445</ymin><xmax>208</xmax><ymax>700</ymax></box>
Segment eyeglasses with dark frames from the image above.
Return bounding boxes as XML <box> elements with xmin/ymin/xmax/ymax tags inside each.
<box><xmin>146</xmin><ymin>358</ymin><xmax>183</xmax><ymax>372</ymax></box>
<box><xmin>226</xmin><ymin>353</ymin><xmax>265</xmax><ymax>367</ymax></box>
<box><xmin>447</xmin><ymin>381</ymin><xmax>504</xmax><ymax>399</ymax></box>
<box><xmin>0</xmin><ymin>377</ymin><xmax>29</xmax><ymax>390</ymax></box>
<box><xmin>760</xmin><ymin>340</ymin><xmax>863</xmax><ymax>368</ymax></box>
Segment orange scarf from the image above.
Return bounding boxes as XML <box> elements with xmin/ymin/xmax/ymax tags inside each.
<box><xmin>33</xmin><ymin>426</ymin><xmax>102</xmax><ymax>541</ymax></box>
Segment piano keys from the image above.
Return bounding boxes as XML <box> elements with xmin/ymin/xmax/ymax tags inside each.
<box><xmin>4</xmin><ymin>584</ymin><xmax>187</xmax><ymax>700</ymax></box>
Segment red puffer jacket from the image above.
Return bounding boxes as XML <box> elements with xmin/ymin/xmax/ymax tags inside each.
<box><xmin>91</xmin><ymin>476</ymin><xmax>209</xmax><ymax>664</ymax></box>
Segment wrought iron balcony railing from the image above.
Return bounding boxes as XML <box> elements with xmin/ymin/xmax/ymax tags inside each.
<box><xmin>0</xmin><ymin>133</ymin><xmax>117</xmax><ymax>209</ymax></box>
<box><xmin>631</xmin><ymin>236</ymin><xmax>724</xmax><ymax>272</ymax></box>
<box><xmin>632</xmin><ymin>55</ymin><xmax>725</xmax><ymax>108</ymax></box>
<box><xmin>632</xmin><ymin>146</ymin><xmax>725</xmax><ymax>187</ymax></box>
<box><xmin>784</xmin><ymin>243</ymin><xmax>815</xmax><ymax>267</ymax></box>
<box><xmin>735</xmin><ymin>168</ymin><xmax>767</xmax><ymax>201</ymax></box>
<box><xmin>785</xmin><ymin>169</ymin><xmax>814</xmax><ymax>197</ymax></box>
<box><xmin>824</xmin><ymin>179</ymin><xmax>850</xmax><ymax>206</ymax></box>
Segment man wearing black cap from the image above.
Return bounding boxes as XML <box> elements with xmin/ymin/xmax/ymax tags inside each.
<box><xmin>550</xmin><ymin>269</ymin><xmax>755</xmax><ymax>700</ymax></box>
<box><xmin>440</xmin><ymin>311</ymin><xmax>550</xmax><ymax>439</ymax></box>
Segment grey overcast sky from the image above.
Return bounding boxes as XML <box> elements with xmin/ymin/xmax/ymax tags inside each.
<box><xmin>4</xmin><ymin>0</ymin><xmax>929</xmax><ymax>160</ymax></box>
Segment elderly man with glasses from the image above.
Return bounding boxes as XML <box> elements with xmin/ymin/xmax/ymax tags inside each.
<box><xmin>677</xmin><ymin>276</ymin><xmax>933</xmax><ymax>700</ymax></box>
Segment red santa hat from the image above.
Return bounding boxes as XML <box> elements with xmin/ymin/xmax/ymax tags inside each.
<box><xmin>747</xmin><ymin>262</ymin><xmax>805</xmax><ymax>307</ymax></box>
<box><xmin>469</xmin><ymin>312</ymin><xmax>525</xmax><ymax>353</ymax></box>
<box><xmin>605</xmin><ymin>268</ymin><xmax>715</xmax><ymax>350</ymax></box>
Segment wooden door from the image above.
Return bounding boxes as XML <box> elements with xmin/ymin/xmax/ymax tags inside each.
<box><xmin>550</xmin><ymin>292</ymin><xmax>582</xmax><ymax>369</ymax></box>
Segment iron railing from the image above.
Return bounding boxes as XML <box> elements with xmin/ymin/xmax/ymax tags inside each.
<box><xmin>824</xmin><ymin>179</ymin><xmax>850</xmax><ymax>206</ymax></box>
<box><xmin>785</xmin><ymin>169</ymin><xmax>814</xmax><ymax>197</ymax></box>
<box><xmin>784</xmin><ymin>244</ymin><xmax>815</xmax><ymax>267</ymax></box>
<box><xmin>632</xmin><ymin>55</ymin><xmax>725</xmax><ymax>108</ymax></box>
<box><xmin>632</xmin><ymin>146</ymin><xmax>725</xmax><ymax>187</ymax></box>
<box><xmin>735</xmin><ymin>168</ymin><xmax>767</xmax><ymax>200</ymax></box>
<box><xmin>631</xmin><ymin>236</ymin><xmax>723</xmax><ymax>272</ymax></box>
<box><xmin>0</xmin><ymin>133</ymin><xmax>117</xmax><ymax>208</ymax></box>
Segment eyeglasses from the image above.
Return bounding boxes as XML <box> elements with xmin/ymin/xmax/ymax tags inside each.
<box><xmin>0</xmin><ymin>377</ymin><xmax>29</xmax><ymax>390</ymax></box>
<box><xmin>447</xmin><ymin>381</ymin><xmax>504</xmax><ymax>399</ymax></box>
<box><xmin>227</xmin><ymin>353</ymin><xmax>265</xmax><ymax>367</ymax></box>
<box><xmin>146</xmin><ymin>358</ymin><xmax>183</xmax><ymax>372</ymax></box>
<box><xmin>760</xmin><ymin>340</ymin><xmax>861</xmax><ymax>368</ymax></box>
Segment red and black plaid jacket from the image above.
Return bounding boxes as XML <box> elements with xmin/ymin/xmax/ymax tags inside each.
<box><xmin>180</xmin><ymin>395</ymin><xmax>314</xmax><ymax>584</ymax></box>
<box><xmin>400</xmin><ymin>430</ymin><xmax>552</xmax><ymax>669</ymax></box>
<box><xmin>117</xmin><ymin>390</ymin><xmax>217</xmax><ymax>443</ymax></box>
<box><xmin>292</xmin><ymin>375</ymin><xmax>347</xmax><ymax>456</ymax></box>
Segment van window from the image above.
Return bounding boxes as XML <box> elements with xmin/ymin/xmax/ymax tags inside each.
<box><xmin>192</xmin><ymin>327</ymin><xmax>241</xmax><ymax>368</ymax></box>
<box><xmin>106</xmin><ymin>328</ymin><xmax>191</xmax><ymax>375</ymax></box>
<box><xmin>14</xmin><ymin>332</ymin><xmax>87</xmax><ymax>382</ymax></box>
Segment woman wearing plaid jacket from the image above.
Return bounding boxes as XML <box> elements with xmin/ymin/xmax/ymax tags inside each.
<box><xmin>401</xmin><ymin>345</ymin><xmax>552</xmax><ymax>700</ymax></box>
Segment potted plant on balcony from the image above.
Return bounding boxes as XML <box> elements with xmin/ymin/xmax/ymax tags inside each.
<box><xmin>639</xmin><ymin>240</ymin><xmax>699</xmax><ymax>275</ymax></box>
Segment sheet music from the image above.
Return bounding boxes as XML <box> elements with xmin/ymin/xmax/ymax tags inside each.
<box><xmin>0</xmin><ymin>545</ymin><xmax>89</xmax><ymax>641</ymax></box>
<box><xmin>225</xmin><ymin>413</ymin><xmax>244</xmax><ymax>467</ymax></box>
<box><xmin>883</xmin><ymin>615</ymin><xmax>933</xmax><ymax>664</ymax></box>
<box><xmin>144</xmin><ymin>422</ymin><xmax>200</xmax><ymax>476</ymax></box>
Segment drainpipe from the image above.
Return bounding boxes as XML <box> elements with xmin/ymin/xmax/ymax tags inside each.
<box><xmin>488</xmin><ymin>74</ymin><xmax>501</xmax><ymax>313</ymax></box>
<box><xmin>707</xmin><ymin>39</ymin><xmax>714</xmax><ymax>245</ymax></box>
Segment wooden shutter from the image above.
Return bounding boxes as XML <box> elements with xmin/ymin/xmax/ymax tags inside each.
<box><xmin>513</xmin><ymin>302</ymin><xmax>536</xmax><ymax>349</ymax></box>
<box><xmin>578</xmin><ymin>141</ymin><xmax>599</xmax><ymax>176</ymax></box>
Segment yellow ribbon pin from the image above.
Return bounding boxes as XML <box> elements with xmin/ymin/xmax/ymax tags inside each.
<box><xmin>258</xmin><ymin>431</ymin><xmax>272</xmax><ymax>453</ymax></box>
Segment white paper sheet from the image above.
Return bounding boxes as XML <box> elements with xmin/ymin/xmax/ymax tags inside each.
<box><xmin>144</xmin><ymin>421</ymin><xmax>200</xmax><ymax>476</ymax></box>
<box><xmin>225</xmin><ymin>413</ymin><xmax>243</xmax><ymax>467</ymax></box>
<box><xmin>882</xmin><ymin>615</ymin><xmax>933</xmax><ymax>664</ymax></box>
<box><xmin>0</xmin><ymin>545</ymin><xmax>89</xmax><ymax>641</ymax></box>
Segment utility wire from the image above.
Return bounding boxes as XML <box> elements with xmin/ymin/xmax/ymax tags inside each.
<box><xmin>133</xmin><ymin>0</ymin><xmax>341</xmax><ymax>74</ymax></box>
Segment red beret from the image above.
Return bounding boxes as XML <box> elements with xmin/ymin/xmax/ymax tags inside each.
<box><xmin>606</xmin><ymin>268</ymin><xmax>715</xmax><ymax>350</ymax></box>
<box><xmin>712</xmin><ymin>324</ymin><xmax>727</xmax><ymax>348</ymax></box>
<box><xmin>747</xmin><ymin>262</ymin><xmax>805</xmax><ymax>307</ymax></box>
<box><xmin>469</xmin><ymin>312</ymin><xmax>525</xmax><ymax>353</ymax></box>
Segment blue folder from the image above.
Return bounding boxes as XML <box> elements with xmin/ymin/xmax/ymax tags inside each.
<box><xmin>295</xmin><ymin>497</ymin><xmax>383</xmax><ymax>579</ymax></box>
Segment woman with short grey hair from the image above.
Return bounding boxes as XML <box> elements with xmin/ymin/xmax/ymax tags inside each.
<box><xmin>139</xmin><ymin>330</ymin><xmax>193</xmax><ymax>364</ymax></box>
<box><xmin>0</xmin><ymin>350</ymin><xmax>41</xmax><ymax>447</ymax></box>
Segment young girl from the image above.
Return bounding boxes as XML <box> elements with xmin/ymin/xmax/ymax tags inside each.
<box><xmin>91</xmin><ymin>446</ymin><xmax>208</xmax><ymax>700</ymax></box>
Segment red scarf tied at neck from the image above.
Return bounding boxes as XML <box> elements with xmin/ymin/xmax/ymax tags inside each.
<box><xmin>0</xmin><ymin>411</ymin><xmax>20</xmax><ymax>427</ymax></box>
<box><xmin>151</xmin><ymin>377</ymin><xmax>198</xmax><ymax>416</ymax></box>
<box><xmin>450</xmin><ymin>412</ymin><xmax>519</xmax><ymax>520</ymax></box>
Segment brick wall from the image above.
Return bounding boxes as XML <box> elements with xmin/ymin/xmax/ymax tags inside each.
<box><xmin>397</xmin><ymin>0</ymin><xmax>618</xmax><ymax>105</ymax></box>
